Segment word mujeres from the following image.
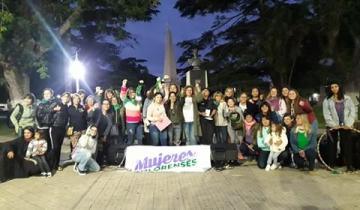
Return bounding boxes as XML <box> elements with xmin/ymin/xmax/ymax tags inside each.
<box><xmin>135</xmin><ymin>150</ymin><xmax>197</xmax><ymax>172</ymax></box>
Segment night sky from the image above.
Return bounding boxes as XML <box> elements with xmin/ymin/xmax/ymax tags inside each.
<box><xmin>122</xmin><ymin>0</ymin><xmax>215</xmax><ymax>76</ymax></box>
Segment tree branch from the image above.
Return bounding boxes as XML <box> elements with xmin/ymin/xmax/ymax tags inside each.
<box><xmin>58</xmin><ymin>6</ymin><xmax>83</xmax><ymax>37</ymax></box>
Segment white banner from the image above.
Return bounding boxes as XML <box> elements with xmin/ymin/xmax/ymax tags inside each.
<box><xmin>125</xmin><ymin>145</ymin><xmax>211</xmax><ymax>172</ymax></box>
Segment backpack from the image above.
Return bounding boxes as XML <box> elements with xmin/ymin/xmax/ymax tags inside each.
<box><xmin>8</xmin><ymin>103</ymin><xmax>24</xmax><ymax>129</ymax></box>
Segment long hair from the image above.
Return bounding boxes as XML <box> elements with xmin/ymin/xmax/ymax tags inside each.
<box><xmin>257</xmin><ymin>115</ymin><xmax>271</xmax><ymax>139</ymax></box>
<box><xmin>260</xmin><ymin>101</ymin><xmax>272</xmax><ymax>115</ymax></box>
<box><xmin>287</xmin><ymin>89</ymin><xmax>305</xmax><ymax>115</ymax></box>
<box><xmin>326</xmin><ymin>82</ymin><xmax>345</xmax><ymax>100</ymax></box>
<box><xmin>295</xmin><ymin>114</ymin><xmax>311</xmax><ymax>135</ymax></box>
<box><xmin>271</xmin><ymin>122</ymin><xmax>283</xmax><ymax>137</ymax></box>
<box><xmin>266</xmin><ymin>87</ymin><xmax>279</xmax><ymax>99</ymax></box>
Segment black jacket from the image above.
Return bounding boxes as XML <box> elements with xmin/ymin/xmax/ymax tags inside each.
<box><xmin>51</xmin><ymin>103</ymin><xmax>69</xmax><ymax>128</ymax></box>
<box><xmin>92</xmin><ymin>109</ymin><xmax>114</xmax><ymax>140</ymax></box>
<box><xmin>36</xmin><ymin>98</ymin><xmax>58</xmax><ymax>128</ymax></box>
<box><xmin>68</xmin><ymin>105</ymin><xmax>87</xmax><ymax>131</ymax></box>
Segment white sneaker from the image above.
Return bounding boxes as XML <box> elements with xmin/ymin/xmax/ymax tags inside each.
<box><xmin>265</xmin><ymin>165</ymin><xmax>271</xmax><ymax>171</ymax></box>
<box><xmin>47</xmin><ymin>172</ymin><xmax>52</xmax><ymax>177</ymax></box>
<box><xmin>41</xmin><ymin>172</ymin><xmax>47</xmax><ymax>177</ymax></box>
<box><xmin>73</xmin><ymin>163</ymin><xmax>78</xmax><ymax>172</ymax></box>
<box><xmin>270</xmin><ymin>164</ymin><xmax>277</xmax><ymax>170</ymax></box>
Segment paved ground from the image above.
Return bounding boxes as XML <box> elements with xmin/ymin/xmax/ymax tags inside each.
<box><xmin>0</xmin><ymin>158</ymin><xmax>360</xmax><ymax>210</ymax></box>
<box><xmin>1</xmin><ymin>132</ymin><xmax>360</xmax><ymax>210</ymax></box>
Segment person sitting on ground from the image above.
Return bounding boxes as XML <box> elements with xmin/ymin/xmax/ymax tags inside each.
<box><xmin>290</xmin><ymin>114</ymin><xmax>317</xmax><ymax>171</ymax></box>
<box><xmin>265</xmin><ymin>122</ymin><xmax>288</xmax><ymax>171</ymax></box>
<box><xmin>239</xmin><ymin>111</ymin><xmax>258</xmax><ymax>160</ymax></box>
<box><xmin>256</xmin><ymin>116</ymin><xmax>271</xmax><ymax>169</ymax></box>
<box><xmin>1</xmin><ymin>126</ymin><xmax>40</xmax><ymax>181</ymax></box>
<box><xmin>25</xmin><ymin>129</ymin><xmax>51</xmax><ymax>177</ymax></box>
<box><xmin>72</xmin><ymin>125</ymin><xmax>100</xmax><ymax>175</ymax></box>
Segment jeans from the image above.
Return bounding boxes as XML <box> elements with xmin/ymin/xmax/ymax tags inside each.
<box><xmin>149</xmin><ymin>124</ymin><xmax>168</xmax><ymax>146</ymax></box>
<box><xmin>183</xmin><ymin>122</ymin><xmax>197</xmax><ymax>145</ymax></box>
<box><xmin>215</xmin><ymin>126</ymin><xmax>228</xmax><ymax>144</ymax></box>
<box><xmin>227</xmin><ymin>125</ymin><xmax>243</xmax><ymax>144</ymax></box>
<box><xmin>294</xmin><ymin>148</ymin><xmax>317</xmax><ymax>170</ymax></box>
<box><xmin>126</xmin><ymin>123</ymin><xmax>143</xmax><ymax>145</ymax></box>
<box><xmin>199</xmin><ymin>118</ymin><xmax>215</xmax><ymax>145</ymax></box>
<box><xmin>33</xmin><ymin>155</ymin><xmax>51</xmax><ymax>173</ymax></box>
<box><xmin>168</xmin><ymin>123</ymin><xmax>182</xmax><ymax>145</ymax></box>
<box><xmin>257</xmin><ymin>150</ymin><xmax>270</xmax><ymax>169</ymax></box>
<box><xmin>72</xmin><ymin>151</ymin><xmax>100</xmax><ymax>172</ymax></box>
<box><xmin>267</xmin><ymin>151</ymin><xmax>282</xmax><ymax>166</ymax></box>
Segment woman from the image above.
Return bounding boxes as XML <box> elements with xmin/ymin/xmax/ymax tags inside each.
<box><xmin>0</xmin><ymin>126</ymin><xmax>40</xmax><ymax>182</ymax></box>
<box><xmin>68</xmin><ymin>94</ymin><xmax>88</xmax><ymax>152</ymax></box>
<box><xmin>213</xmin><ymin>91</ymin><xmax>228</xmax><ymax>144</ymax></box>
<box><xmin>120</xmin><ymin>79</ymin><xmax>144</xmax><ymax>145</ymax></box>
<box><xmin>224</xmin><ymin>97</ymin><xmax>243</xmax><ymax>145</ymax></box>
<box><xmin>165</xmin><ymin>92</ymin><xmax>183</xmax><ymax>146</ymax></box>
<box><xmin>147</xmin><ymin>93</ymin><xmax>168</xmax><ymax>146</ymax></box>
<box><xmin>255</xmin><ymin>102</ymin><xmax>279</xmax><ymax>123</ymax></box>
<box><xmin>247</xmin><ymin>87</ymin><xmax>262</xmax><ymax>116</ymax></box>
<box><xmin>93</xmin><ymin>99</ymin><xmax>114</xmax><ymax>166</ymax></box>
<box><xmin>287</xmin><ymin>89</ymin><xmax>318</xmax><ymax>134</ymax></box>
<box><xmin>224</xmin><ymin>87</ymin><xmax>236</xmax><ymax>103</ymax></box>
<box><xmin>72</xmin><ymin>125</ymin><xmax>100</xmax><ymax>175</ymax></box>
<box><xmin>256</xmin><ymin>116</ymin><xmax>271</xmax><ymax>169</ymax></box>
<box><xmin>180</xmin><ymin>84</ymin><xmax>202</xmax><ymax>145</ymax></box>
<box><xmin>266</xmin><ymin>87</ymin><xmax>287</xmax><ymax>122</ymax></box>
<box><xmin>281</xmin><ymin>86</ymin><xmax>290</xmax><ymax>106</ymax></box>
<box><xmin>290</xmin><ymin>114</ymin><xmax>317</xmax><ymax>171</ymax></box>
<box><xmin>323</xmin><ymin>82</ymin><xmax>356</xmax><ymax>171</ymax></box>
<box><xmin>111</xmin><ymin>96</ymin><xmax>125</xmax><ymax>142</ymax></box>
<box><xmin>10</xmin><ymin>93</ymin><xmax>37</xmax><ymax>136</ymax></box>
<box><xmin>85</xmin><ymin>95</ymin><xmax>99</xmax><ymax>125</ymax></box>
<box><xmin>198</xmin><ymin>88</ymin><xmax>217</xmax><ymax>145</ymax></box>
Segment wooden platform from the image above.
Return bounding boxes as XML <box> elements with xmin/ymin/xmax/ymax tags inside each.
<box><xmin>0</xmin><ymin>163</ymin><xmax>359</xmax><ymax>210</ymax></box>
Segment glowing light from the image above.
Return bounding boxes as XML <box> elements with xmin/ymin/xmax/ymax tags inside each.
<box><xmin>69</xmin><ymin>55</ymin><xmax>85</xmax><ymax>80</ymax></box>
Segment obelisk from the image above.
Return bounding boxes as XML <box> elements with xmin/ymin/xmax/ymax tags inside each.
<box><xmin>163</xmin><ymin>26</ymin><xmax>178</xmax><ymax>84</ymax></box>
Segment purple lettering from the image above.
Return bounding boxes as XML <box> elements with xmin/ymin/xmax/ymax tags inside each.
<box><xmin>179</xmin><ymin>152</ymin><xmax>187</xmax><ymax>162</ymax></box>
<box><xmin>162</xmin><ymin>155</ymin><xmax>171</xmax><ymax>164</ymax></box>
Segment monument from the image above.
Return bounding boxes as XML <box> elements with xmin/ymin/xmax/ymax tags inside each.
<box><xmin>186</xmin><ymin>49</ymin><xmax>208</xmax><ymax>87</ymax></box>
<box><xmin>163</xmin><ymin>26</ymin><xmax>178</xmax><ymax>84</ymax></box>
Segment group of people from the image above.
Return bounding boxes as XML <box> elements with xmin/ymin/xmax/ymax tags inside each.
<box><xmin>0</xmin><ymin>77</ymin><xmax>357</xmax><ymax>182</ymax></box>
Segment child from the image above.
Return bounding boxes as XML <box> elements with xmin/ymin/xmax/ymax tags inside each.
<box><xmin>25</xmin><ymin>130</ymin><xmax>51</xmax><ymax>177</ymax></box>
<box><xmin>256</xmin><ymin>116</ymin><xmax>271</xmax><ymax>169</ymax></box>
<box><xmin>265</xmin><ymin>123</ymin><xmax>288</xmax><ymax>171</ymax></box>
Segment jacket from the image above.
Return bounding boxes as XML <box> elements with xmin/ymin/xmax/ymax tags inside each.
<box><xmin>71</xmin><ymin>127</ymin><xmax>97</xmax><ymax>161</ymax></box>
<box><xmin>265</xmin><ymin>128</ymin><xmax>288</xmax><ymax>152</ymax></box>
<box><xmin>10</xmin><ymin>104</ymin><xmax>36</xmax><ymax>133</ymax></box>
<box><xmin>51</xmin><ymin>103</ymin><xmax>69</xmax><ymax>128</ymax></box>
<box><xmin>36</xmin><ymin>98</ymin><xmax>57</xmax><ymax>128</ymax></box>
<box><xmin>25</xmin><ymin>139</ymin><xmax>47</xmax><ymax>158</ymax></box>
<box><xmin>68</xmin><ymin>105</ymin><xmax>88</xmax><ymax>131</ymax></box>
<box><xmin>214</xmin><ymin>101</ymin><xmax>228</xmax><ymax>126</ymax></box>
<box><xmin>322</xmin><ymin>95</ymin><xmax>356</xmax><ymax>128</ymax></box>
<box><xmin>290</xmin><ymin>127</ymin><xmax>317</xmax><ymax>153</ymax></box>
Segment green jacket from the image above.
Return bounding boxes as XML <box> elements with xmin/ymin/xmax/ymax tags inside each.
<box><xmin>10</xmin><ymin>104</ymin><xmax>36</xmax><ymax>133</ymax></box>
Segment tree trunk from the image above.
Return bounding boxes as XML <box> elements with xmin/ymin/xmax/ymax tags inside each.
<box><xmin>3</xmin><ymin>67</ymin><xmax>30</xmax><ymax>105</ymax></box>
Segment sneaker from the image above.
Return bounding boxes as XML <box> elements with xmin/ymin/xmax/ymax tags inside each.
<box><xmin>77</xmin><ymin>169</ymin><xmax>86</xmax><ymax>176</ymax></box>
<box><xmin>47</xmin><ymin>172</ymin><xmax>52</xmax><ymax>177</ymax></box>
<box><xmin>265</xmin><ymin>165</ymin><xmax>271</xmax><ymax>171</ymax></box>
<box><xmin>270</xmin><ymin>164</ymin><xmax>278</xmax><ymax>170</ymax></box>
<box><xmin>41</xmin><ymin>172</ymin><xmax>47</xmax><ymax>177</ymax></box>
<box><xmin>73</xmin><ymin>163</ymin><xmax>79</xmax><ymax>172</ymax></box>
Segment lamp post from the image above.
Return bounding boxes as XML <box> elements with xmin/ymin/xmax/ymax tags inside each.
<box><xmin>69</xmin><ymin>52</ymin><xmax>85</xmax><ymax>93</ymax></box>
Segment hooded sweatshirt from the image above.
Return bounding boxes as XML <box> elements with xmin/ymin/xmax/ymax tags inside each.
<box><xmin>72</xmin><ymin>126</ymin><xmax>97</xmax><ymax>158</ymax></box>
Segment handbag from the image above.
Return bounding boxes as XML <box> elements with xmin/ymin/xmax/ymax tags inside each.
<box><xmin>66</xmin><ymin>126</ymin><xmax>74</xmax><ymax>136</ymax></box>
<box><xmin>110</xmin><ymin>125</ymin><xmax>119</xmax><ymax>137</ymax></box>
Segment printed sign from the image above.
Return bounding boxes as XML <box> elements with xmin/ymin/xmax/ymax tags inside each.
<box><xmin>125</xmin><ymin>145</ymin><xmax>211</xmax><ymax>172</ymax></box>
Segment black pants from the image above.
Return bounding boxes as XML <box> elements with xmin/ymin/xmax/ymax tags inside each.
<box><xmin>33</xmin><ymin>156</ymin><xmax>51</xmax><ymax>173</ymax></box>
<box><xmin>294</xmin><ymin>148</ymin><xmax>317</xmax><ymax>170</ymax></box>
<box><xmin>328</xmin><ymin>129</ymin><xmax>354</xmax><ymax>168</ymax></box>
<box><xmin>278</xmin><ymin>149</ymin><xmax>291</xmax><ymax>166</ymax></box>
<box><xmin>49</xmin><ymin>126</ymin><xmax>66</xmax><ymax>170</ymax></box>
<box><xmin>239</xmin><ymin>143</ymin><xmax>258</xmax><ymax>157</ymax></box>
<box><xmin>257</xmin><ymin>150</ymin><xmax>270</xmax><ymax>169</ymax></box>
<box><xmin>199</xmin><ymin>118</ymin><xmax>215</xmax><ymax>145</ymax></box>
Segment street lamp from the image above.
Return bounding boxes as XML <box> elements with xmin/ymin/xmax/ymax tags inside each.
<box><xmin>69</xmin><ymin>52</ymin><xmax>85</xmax><ymax>93</ymax></box>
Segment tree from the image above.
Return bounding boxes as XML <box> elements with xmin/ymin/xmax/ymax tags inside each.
<box><xmin>0</xmin><ymin>0</ymin><xmax>159</xmax><ymax>102</ymax></box>
<box><xmin>175</xmin><ymin>0</ymin><xmax>360</xmax><ymax>91</ymax></box>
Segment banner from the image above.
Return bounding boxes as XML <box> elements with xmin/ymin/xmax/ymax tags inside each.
<box><xmin>125</xmin><ymin>145</ymin><xmax>211</xmax><ymax>172</ymax></box>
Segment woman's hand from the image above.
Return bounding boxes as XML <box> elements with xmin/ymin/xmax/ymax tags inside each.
<box><xmin>7</xmin><ymin>151</ymin><xmax>14</xmax><ymax>159</ymax></box>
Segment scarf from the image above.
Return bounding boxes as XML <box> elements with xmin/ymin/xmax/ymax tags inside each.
<box><xmin>244</xmin><ymin>120</ymin><xmax>256</xmax><ymax>136</ymax></box>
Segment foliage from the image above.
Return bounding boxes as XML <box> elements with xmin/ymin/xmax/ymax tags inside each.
<box><xmin>175</xmin><ymin>0</ymin><xmax>360</xmax><ymax>90</ymax></box>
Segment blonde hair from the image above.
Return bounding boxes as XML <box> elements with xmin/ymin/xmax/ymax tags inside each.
<box><xmin>213</xmin><ymin>91</ymin><xmax>224</xmax><ymax>100</ymax></box>
<box><xmin>295</xmin><ymin>114</ymin><xmax>311</xmax><ymax>135</ymax></box>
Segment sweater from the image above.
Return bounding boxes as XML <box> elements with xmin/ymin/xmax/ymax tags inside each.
<box><xmin>120</xmin><ymin>86</ymin><xmax>142</xmax><ymax>123</ymax></box>
<box><xmin>290</xmin><ymin>127</ymin><xmax>317</xmax><ymax>153</ymax></box>
<box><xmin>265</xmin><ymin>128</ymin><xmax>288</xmax><ymax>152</ymax></box>
<box><xmin>72</xmin><ymin>127</ymin><xmax>97</xmax><ymax>157</ymax></box>
<box><xmin>257</xmin><ymin>127</ymin><xmax>270</xmax><ymax>151</ymax></box>
<box><xmin>146</xmin><ymin>102</ymin><xmax>167</xmax><ymax>124</ymax></box>
<box><xmin>215</xmin><ymin>101</ymin><xmax>228</xmax><ymax>126</ymax></box>
<box><xmin>25</xmin><ymin>139</ymin><xmax>47</xmax><ymax>158</ymax></box>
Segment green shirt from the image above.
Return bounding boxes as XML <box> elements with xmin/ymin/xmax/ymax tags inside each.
<box><xmin>297</xmin><ymin>131</ymin><xmax>309</xmax><ymax>150</ymax></box>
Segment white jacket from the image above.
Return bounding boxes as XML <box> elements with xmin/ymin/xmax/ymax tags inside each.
<box><xmin>72</xmin><ymin>127</ymin><xmax>97</xmax><ymax>158</ymax></box>
<box><xmin>265</xmin><ymin>128</ymin><xmax>288</xmax><ymax>152</ymax></box>
<box><xmin>215</xmin><ymin>101</ymin><xmax>228</xmax><ymax>126</ymax></box>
